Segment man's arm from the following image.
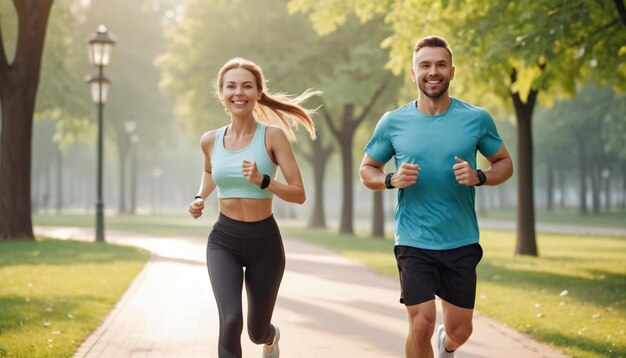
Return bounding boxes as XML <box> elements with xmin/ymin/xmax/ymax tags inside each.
<box><xmin>453</xmin><ymin>145</ymin><xmax>513</xmax><ymax>186</ymax></box>
<box><xmin>482</xmin><ymin>144</ymin><xmax>513</xmax><ymax>186</ymax></box>
<box><xmin>359</xmin><ymin>154</ymin><xmax>420</xmax><ymax>190</ymax></box>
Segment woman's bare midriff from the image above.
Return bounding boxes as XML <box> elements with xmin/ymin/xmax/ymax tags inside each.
<box><xmin>218</xmin><ymin>198</ymin><xmax>273</xmax><ymax>222</ymax></box>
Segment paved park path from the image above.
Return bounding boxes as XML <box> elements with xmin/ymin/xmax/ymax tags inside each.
<box><xmin>34</xmin><ymin>226</ymin><xmax>571</xmax><ymax>358</ymax></box>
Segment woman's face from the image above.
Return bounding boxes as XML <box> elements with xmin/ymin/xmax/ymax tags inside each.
<box><xmin>220</xmin><ymin>68</ymin><xmax>261</xmax><ymax>117</ymax></box>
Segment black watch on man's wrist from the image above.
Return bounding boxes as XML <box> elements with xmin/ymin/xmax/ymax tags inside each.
<box><xmin>385</xmin><ymin>172</ymin><xmax>395</xmax><ymax>189</ymax></box>
<box><xmin>475</xmin><ymin>169</ymin><xmax>487</xmax><ymax>187</ymax></box>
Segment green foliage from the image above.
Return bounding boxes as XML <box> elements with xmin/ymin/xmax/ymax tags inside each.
<box><xmin>37</xmin><ymin>1</ymin><xmax>91</xmax><ymax>119</ymax></box>
<box><xmin>1</xmin><ymin>0</ymin><xmax>91</xmax><ymax>149</ymax></box>
<box><xmin>157</xmin><ymin>0</ymin><xmax>315</xmax><ymax>135</ymax></box>
<box><xmin>287</xmin><ymin>0</ymin><xmax>389</xmax><ymax>35</ymax></box>
<box><xmin>603</xmin><ymin>95</ymin><xmax>626</xmax><ymax>160</ymax></box>
<box><xmin>288</xmin><ymin>0</ymin><xmax>626</xmax><ymax>110</ymax></box>
<box><xmin>157</xmin><ymin>0</ymin><xmax>400</xmax><ymax>139</ymax></box>
<box><xmin>0</xmin><ymin>2</ymin><xmax>18</xmax><ymax>61</ymax></box>
<box><xmin>0</xmin><ymin>239</ymin><xmax>148</xmax><ymax>358</ymax></box>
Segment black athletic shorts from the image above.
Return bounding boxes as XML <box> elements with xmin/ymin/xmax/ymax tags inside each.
<box><xmin>394</xmin><ymin>243</ymin><xmax>483</xmax><ymax>309</ymax></box>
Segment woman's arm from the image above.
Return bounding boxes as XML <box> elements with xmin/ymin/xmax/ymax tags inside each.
<box><xmin>189</xmin><ymin>131</ymin><xmax>217</xmax><ymax>218</ymax></box>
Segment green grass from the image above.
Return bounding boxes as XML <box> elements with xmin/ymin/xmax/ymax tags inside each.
<box><xmin>33</xmin><ymin>213</ymin><xmax>211</xmax><ymax>237</ymax></box>
<box><xmin>31</xmin><ymin>212</ymin><xmax>626</xmax><ymax>357</ymax></box>
<box><xmin>0</xmin><ymin>239</ymin><xmax>149</xmax><ymax>358</ymax></box>
<box><xmin>479</xmin><ymin>207</ymin><xmax>626</xmax><ymax>228</ymax></box>
<box><xmin>281</xmin><ymin>226</ymin><xmax>626</xmax><ymax>358</ymax></box>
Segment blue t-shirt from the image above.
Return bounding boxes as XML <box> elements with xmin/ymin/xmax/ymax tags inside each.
<box><xmin>364</xmin><ymin>98</ymin><xmax>503</xmax><ymax>250</ymax></box>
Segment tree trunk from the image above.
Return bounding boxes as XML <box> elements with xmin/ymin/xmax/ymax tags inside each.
<box><xmin>558</xmin><ymin>167</ymin><xmax>566</xmax><ymax>208</ymax></box>
<box><xmin>338</xmin><ymin>104</ymin><xmax>355</xmax><ymax>234</ymax></box>
<box><xmin>118</xmin><ymin>141</ymin><xmax>128</xmax><ymax>214</ymax></box>
<box><xmin>615</xmin><ymin>0</ymin><xmax>626</xmax><ymax>26</ymax></box>
<box><xmin>604</xmin><ymin>170</ymin><xmax>611</xmax><ymax>211</ymax></box>
<box><xmin>371</xmin><ymin>190</ymin><xmax>384</xmax><ymax>238</ymax></box>
<box><xmin>590</xmin><ymin>168</ymin><xmax>601</xmax><ymax>214</ymax></box>
<box><xmin>498</xmin><ymin>185</ymin><xmax>506</xmax><ymax>209</ymax></box>
<box><xmin>477</xmin><ymin>187</ymin><xmax>487</xmax><ymax>216</ymax></box>
<box><xmin>307</xmin><ymin>136</ymin><xmax>333</xmax><ymax>228</ymax></box>
<box><xmin>44</xmin><ymin>164</ymin><xmax>51</xmax><ymax>213</ymax></box>
<box><xmin>32</xmin><ymin>171</ymin><xmax>40</xmax><ymax>214</ymax></box>
<box><xmin>0</xmin><ymin>0</ymin><xmax>54</xmax><ymax>241</ymax></box>
<box><xmin>318</xmin><ymin>78</ymin><xmax>390</xmax><ymax>235</ymax></box>
<box><xmin>546</xmin><ymin>161</ymin><xmax>554</xmax><ymax>211</ymax></box>
<box><xmin>55</xmin><ymin>147</ymin><xmax>63</xmax><ymax>213</ymax></box>
<box><xmin>130</xmin><ymin>144</ymin><xmax>138</xmax><ymax>214</ymax></box>
<box><xmin>1</xmin><ymin>83</ymin><xmax>37</xmax><ymax>240</ymax></box>
<box><xmin>510</xmin><ymin>70</ymin><xmax>538</xmax><ymax>256</ymax></box>
<box><xmin>578</xmin><ymin>139</ymin><xmax>588</xmax><ymax>214</ymax></box>
<box><xmin>622</xmin><ymin>165</ymin><xmax>626</xmax><ymax>210</ymax></box>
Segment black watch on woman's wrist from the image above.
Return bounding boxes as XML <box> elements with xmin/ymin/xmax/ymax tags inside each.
<box><xmin>259</xmin><ymin>174</ymin><xmax>271</xmax><ymax>189</ymax></box>
<box><xmin>385</xmin><ymin>172</ymin><xmax>395</xmax><ymax>189</ymax></box>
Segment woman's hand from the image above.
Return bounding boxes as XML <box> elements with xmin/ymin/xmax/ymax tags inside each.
<box><xmin>242</xmin><ymin>160</ymin><xmax>262</xmax><ymax>186</ymax></box>
<box><xmin>189</xmin><ymin>197</ymin><xmax>205</xmax><ymax>219</ymax></box>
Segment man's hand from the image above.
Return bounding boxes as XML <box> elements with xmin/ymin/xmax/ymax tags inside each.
<box><xmin>392</xmin><ymin>162</ymin><xmax>420</xmax><ymax>189</ymax></box>
<box><xmin>453</xmin><ymin>156</ymin><xmax>480</xmax><ymax>186</ymax></box>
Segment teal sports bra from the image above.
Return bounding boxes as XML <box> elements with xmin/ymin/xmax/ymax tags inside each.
<box><xmin>211</xmin><ymin>123</ymin><xmax>277</xmax><ymax>199</ymax></box>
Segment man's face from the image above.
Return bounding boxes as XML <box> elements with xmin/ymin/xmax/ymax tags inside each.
<box><xmin>411</xmin><ymin>46</ymin><xmax>455</xmax><ymax>99</ymax></box>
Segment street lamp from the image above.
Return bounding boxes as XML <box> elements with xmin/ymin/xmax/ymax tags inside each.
<box><xmin>86</xmin><ymin>24</ymin><xmax>116</xmax><ymax>242</ymax></box>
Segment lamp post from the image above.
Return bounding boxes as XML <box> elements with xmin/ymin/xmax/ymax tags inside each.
<box><xmin>86</xmin><ymin>25</ymin><xmax>116</xmax><ymax>242</ymax></box>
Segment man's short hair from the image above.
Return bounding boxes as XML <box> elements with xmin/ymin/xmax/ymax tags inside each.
<box><xmin>413</xmin><ymin>35</ymin><xmax>453</xmax><ymax>63</ymax></box>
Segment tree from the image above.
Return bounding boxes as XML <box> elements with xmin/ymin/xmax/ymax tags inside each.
<box><xmin>158</xmin><ymin>0</ymin><xmax>400</xmax><ymax>233</ymax></box>
<box><xmin>534</xmin><ymin>107</ymin><xmax>573</xmax><ymax>211</ymax></box>
<box><xmin>603</xmin><ymin>95</ymin><xmax>626</xmax><ymax>209</ymax></box>
<box><xmin>538</xmin><ymin>86</ymin><xmax>625</xmax><ymax>213</ymax></box>
<box><xmin>158</xmin><ymin>0</ymin><xmax>341</xmax><ymax>225</ymax></box>
<box><xmin>297</xmin><ymin>17</ymin><xmax>400</xmax><ymax>235</ymax></box>
<box><xmin>300</xmin><ymin>124</ymin><xmax>334</xmax><ymax>228</ymax></box>
<box><xmin>0</xmin><ymin>0</ymin><xmax>54</xmax><ymax>241</ymax></box>
<box><xmin>289</xmin><ymin>0</ymin><xmax>626</xmax><ymax>255</ymax></box>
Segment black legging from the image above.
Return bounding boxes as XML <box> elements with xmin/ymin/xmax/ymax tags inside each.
<box><xmin>207</xmin><ymin>213</ymin><xmax>285</xmax><ymax>358</ymax></box>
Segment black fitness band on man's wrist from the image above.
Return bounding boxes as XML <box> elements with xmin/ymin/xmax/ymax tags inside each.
<box><xmin>259</xmin><ymin>174</ymin><xmax>271</xmax><ymax>189</ymax></box>
<box><xmin>475</xmin><ymin>169</ymin><xmax>487</xmax><ymax>187</ymax></box>
<box><xmin>385</xmin><ymin>172</ymin><xmax>395</xmax><ymax>189</ymax></box>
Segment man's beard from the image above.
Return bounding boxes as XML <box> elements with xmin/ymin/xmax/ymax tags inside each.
<box><xmin>419</xmin><ymin>80</ymin><xmax>449</xmax><ymax>99</ymax></box>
